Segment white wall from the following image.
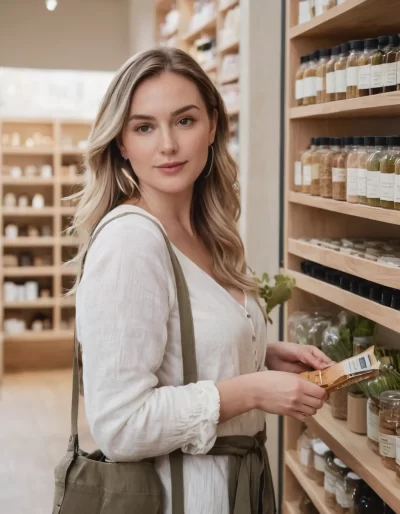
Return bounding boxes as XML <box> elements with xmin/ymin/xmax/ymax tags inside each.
<box><xmin>128</xmin><ymin>0</ymin><xmax>155</xmax><ymax>55</ymax></box>
<box><xmin>0</xmin><ymin>0</ymin><xmax>130</xmax><ymax>71</ymax></box>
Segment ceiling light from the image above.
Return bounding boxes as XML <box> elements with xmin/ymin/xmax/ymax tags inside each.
<box><xmin>46</xmin><ymin>0</ymin><xmax>58</xmax><ymax>11</ymax></box>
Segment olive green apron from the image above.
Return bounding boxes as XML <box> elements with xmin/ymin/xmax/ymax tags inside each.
<box><xmin>52</xmin><ymin>211</ymin><xmax>276</xmax><ymax>514</ymax></box>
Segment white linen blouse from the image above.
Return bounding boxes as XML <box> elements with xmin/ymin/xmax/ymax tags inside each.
<box><xmin>76</xmin><ymin>204</ymin><xmax>268</xmax><ymax>514</ymax></box>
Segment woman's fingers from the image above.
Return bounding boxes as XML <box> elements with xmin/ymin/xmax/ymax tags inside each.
<box><xmin>302</xmin><ymin>347</ymin><xmax>336</xmax><ymax>370</ymax></box>
<box><xmin>302</xmin><ymin>394</ymin><xmax>325</xmax><ymax>410</ymax></box>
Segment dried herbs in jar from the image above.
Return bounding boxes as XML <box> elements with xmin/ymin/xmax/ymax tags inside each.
<box><xmin>379</xmin><ymin>390</ymin><xmax>400</xmax><ymax>470</ymax></box>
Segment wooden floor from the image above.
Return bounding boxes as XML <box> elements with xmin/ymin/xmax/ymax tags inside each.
<box><xmin>0</xmin><ymin>369</ymin><xmax>96</xmax><ymax>514</ymax></box>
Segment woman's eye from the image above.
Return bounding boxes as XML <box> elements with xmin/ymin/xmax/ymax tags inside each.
<box><xmin>178</xmin><ymin>117</ymin><xmax>193</xmax><ymax>126</ymax></box>
<box><xmin>136</xmin><ymin>125</ymin><xmax>152</xmax><ymax>133</ymax></box>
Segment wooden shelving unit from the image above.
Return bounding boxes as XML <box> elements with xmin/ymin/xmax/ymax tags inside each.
<box><xmin>283</xmin><ymin>1</ymin><xmax>400</xmax><ymax>513</ymax></box>
<box><xmin>0</xmin><ymin>118</ymin><xmax>90</xmax><ymax>377</ymax></box>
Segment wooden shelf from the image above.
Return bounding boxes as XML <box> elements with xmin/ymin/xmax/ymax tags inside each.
<box><xmin>219</xmin><ymin>0</ymin><xmax>239</xmax><ymax>14</ymax></box>
<box><xmin>4</xmin><ymin>299</ymin><xmax>57</xmax><ymax>309</ymax></box>
<box><xmin>289</xmin><ymin>0</ymin><xmax>400</xmax><ymax>40</ymax></box>
<box><xmin>285</xmin><ymin>451</ymin><xmax>335</xmax><ymax>514</ymax></box>
<box><xmin>59</xmin><ymin>176</ymin><xmax>84</xmax><ymax>185</ymax></box>
<box><xmin>290</xmin><ymin>92</ymin><xmax>400</xmax><ymax>120</ymax></box>
<box><xmin>61</xmin><ymin>265</ymin><xmax>79</xmax><ymax>276</ymax></box>
<box><xmin>60</xmin><ymin>237</ymin><xmax>81</xmax><ymax>246</ymax></box>
<box><xmin>288</xmin><ymin>238</ymin><xmax>400</xmax><ymax>290</ymax></box>
<box><xmin>60</xmin><ymin>147</ymin><xmax>85</xmax><ymax>155</ymax></box>
<box><xmin>1</xmin><ymin>178</ymin><xmax>54</xmax><ymax>186</ymax></box>
<box><xmin>289</xmin><ymin>270</ymin><xmax>400</xmax><ymax>332</ymax></box>
<box><xmin>2</xmin><ymin>207</ymin><xmax>55</xmax><ymax>217</ymax></box>
<box><xmin>60</xmin><ymin>296</ymin><xmax>76</xmax><ymax>308</ymax></box>
<box><xmin>288</xmin><ymin>191</ymin><xmax>400</xmax><ymax>226</ymax></box>
<box><xmin>3</xmin><ymin>330</ymin><xmax>73</xmax><ymax>342</ymax></box>
<box><xmin>183</xmin><ymin>17</ymin><xmax>217</xmax><ymax>44</ymax></box>
<box><xmin>2</xmin><ymin>237</ymin><xmax>55</xmax><ymax>247</ymax></box>
<box><xmin>219</xmin><ymin>39</ymin><xmax>240</xmax><ymax>55</ymax></box>
<box><xmin>60</xmin><ymin>207</ymin><xmax>76</xmax><ymax>216</ymax></box>
<box><xmin>283</xmin><ymin>501</ymin><xmax>300</xmax><ymax>514</ymax></box>
<box><xmin>3</xmin><ymin>266</ymin><xmax>54</xmax><ymax>277</ymax></box>
<box><xmin>307</xmin><ymin>404</ymin><xmax>400</xmax><ymax>513</ymax></box>
<box><xmin>1</xmin><ymin>146</ymin><xmax>54</xmax><ymax>155</ymax></box>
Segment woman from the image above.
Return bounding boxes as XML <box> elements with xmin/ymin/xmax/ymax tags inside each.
<box><xmin>72</xmin><ymin>48</ymin><xmax>332</xmax><ymax>514</ymax></box>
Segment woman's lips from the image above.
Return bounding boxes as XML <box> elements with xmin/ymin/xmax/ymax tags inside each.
<box><xmin>156</xmin><ymin>161</ymin><xmax>187</xmax><ymax>174</ymax></box>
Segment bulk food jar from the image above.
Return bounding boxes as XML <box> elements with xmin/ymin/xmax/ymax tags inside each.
<box><xmin>335</xmin><ymin>42</ymin><xmax>348</xmax><ymax>101</ymax></box>
<box><xmin>325</xmin><ymin>457</ymin><xmax>349</xmax><ymax>509</ymax></box>
<box><xmin>367</xmin><ymin>136</ymin><xmax>387</xmax><ymax>207</ymax></box>
<box><xmin>301</xmin><ymin>137</ymin><xmax>318</xmax><ymax>194</ymax></box>
<box><xmin>358</xmin><ymin>38</ymin><xmax>378</xmax><ymax>97</ymax></box>
<box><xmin>312</xmin><ymin>137</ymin><xmax>330</xmax><ymax>196</ymax></box>
<box><xmin>303</xmin><ymin>51</ymin><xmax>319</xmax><ymax>106</ymax></box>
<box><xmin>357</xmin><ymin>136</ymin><xmax>375</xmax><ymax>204</ymax></box>
<box><xmin>321</xmin><ymin>137</ymin><xmax>341</xmax><ymax>198</ymax></box>
<box><xmin>346</xmin><ymin>137</ymin><xmax>364</xmax><ymax>204</ymax></box>
<box><xmin>379</xmin><ymin>390</ymin><xmax>400</xmax><ymax>470</ymax></box>
<box><xmin>383</xmin><ymin>34</ymin><xmax>400</xmax><ymax>93</ymax></box>
<box><xmin>312</xmin><ymin>440</ymin><xmax>331</xmax><ymax>486</ymax></box>
<box><xmin>332</xmin><ymin>137</ymin><xmax>348</xmax><ymax>201</ymax></box>
<box><xmin>370</xmin><ymin>36</ymin><xmax>388</xmax><ymax>95</ymax></box>
<box><xmin>379</xmin><ymin>135</ymin><xmax>400</xmax><ymax>210</ymax></box>
<box><xmin>316</xmin><ymin>48</ymin><xmax>331</xmax><ymax>103</ymax></box>
<box><xmin>326</xmin><ymin>45</ymin><xmax>341</xmax><ymax>102</ymax></box>
<box><xmin>346</xmin><ymin>40</ymin><xmax>364</xmax><ymax>99</ymax></box>
<box><xmin>296</xmin><ymin>55</ymin><xmax>309</xmax><ymax>106</ymax></box>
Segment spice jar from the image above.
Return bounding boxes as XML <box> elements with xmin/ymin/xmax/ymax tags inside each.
<box><xmin>379</xmin><ymin>390</ymin><xmax>400</xmax><ymax>471</ymax></box>
<box><xmin>301</xmin><ymin>137</ymin><xmax>318</xmax><ymax>194</ymax></box>
<box><xmin>367</xmin><ymin>136</ymin><xmax>387</xmax><ymax>207</ymax></box>
<box><xmin>316</xmin><ymin>48</ymin><xmax>331</xmax><ymax>103</ymax></box>
<box><xmin>326</xmin><ymin>45</ymin><xmax>341</xmax><ymax>102</ymax></box>
<box><xmin>312</xmin><ymin>137</ymin><xmax>330</xmax><ymax>196</ymax></box>
<box><xmin>332</xmin><ymin>137</ymin><xmax>349</xmax><ymax>201</ymax></box>
<box><xmin>324</xmin><ymin>453</ymin><xmax>338</xmax><ymax>508</ymax></box>
<box><xmin>358</xmin><ymin>38</ymin><xmax>377</xmax><ymax>97</ymax></box>
<box><xmin>346</xmin><ymin>473</ymin><xmax>363</xmax><ymax>514</ymax></box>
<box><xmin>395</xmin><ymin>155</ymin><xmax>400</xmax><ymax>211</ymax></box>
<box><xmin>312</xmin><ymin>440</ymin><xmax>331</xmax><ymax>486</ymax></box>
<box><xmin>346</xmin><ymin>40</ymin><xmax>364</xmax><ymax>99</ymax></box>
<box><xmin>383</xmin><ymin>35</ymin><xmax>400</xmax><ymax>93</ymax></box>
<box><xmin>370</xmin><ymin>36</ymin><xmax>387</xmax><ymax>95</ymax></box>
<box><xmin>358</xmin><ymin>136</ymin><xmax>375</xmax><ymax>204</ymax></box>
<box><xmin>294</xmin><ymin>149</ymin><xmax>304</xmax><ymax>192</ymax></box>
<box><xmin>321</xmin><ymin>137</ymin><xmax>340</xmax><ymax>198</ymax></box>
<box><xmin>336</xmin><ymin>471</ymin><xmax>355</xmax><ymax>514</ymax></box>
<box><xmin>346</xmin><ymin>137</ymin><xmax>363</xmax><ymax>203</ymax></box>
<box><xmin>303</xmin><ymin>51</ymin><xmax>319</xmax><ymax>106</ymax></box>
<box><xmin>380</xmin><ymin>135</ymin><xmax>400</xmax><ymax>210</ymax></box>
<box><xmin>367</xmin><ymin>397</ymin><xmax>380</xmax><ymax>454</ymax></box>
<box><xmin>335</xmin><ymin>42</ymin><xmax>348</xmax><ymax>101</ymax></box>
<box><xmin>296</xmin><ymin>55</ymin><xmax>309</xmax><ymax>106</ymax></box>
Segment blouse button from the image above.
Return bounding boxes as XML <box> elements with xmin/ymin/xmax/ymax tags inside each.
<box><xmin>252</xmin><ymin>335</ymin><xmax>256</xmax><ymax>342</ymax></box>
<box><xmin>247</xmin><ymin>313</ymin><xmax>251</xmax><ymax>319</ymax></box>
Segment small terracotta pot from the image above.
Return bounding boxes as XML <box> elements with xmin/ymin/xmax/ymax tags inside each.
<box><xmin>347</xmin><ymin>392</ymin><xmax>367</xmax><ymax>434</ymax></box>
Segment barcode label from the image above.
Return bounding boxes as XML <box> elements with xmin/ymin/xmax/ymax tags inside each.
<box><xmin>344</xmin><ymin>354</ymin><xmax>372</xmax><ymax>375</ymax></box>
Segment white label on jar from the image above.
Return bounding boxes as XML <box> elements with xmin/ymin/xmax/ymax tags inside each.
<box><xmin>367</xmin><ymin>406</ymin><xmax>379</xmax><ymax>442</ymax></box>
<box><xmin>332</xmin><ymin>168</ymin><xmax>346</xmax><ymax>183</ymax></box>
<box><xmin>315</xmin><ymin>0</ymin><xmax>324</xmax><ymax>16</ymax></box>
<box><xmin>316</xmin><ymin>76</ymin><xmax>323</xmax><ymax>92</ymax></box>
<box><xmin>346</xmin><ymin>167</ymin><xmax>358</xmax><ymax>199</ymax></box>
<box><xmin>379</xmin><ymin>433</ymin><xmax>396</xmax><ymax>458</ymax></box>
<box><xmin>294</xmin><ymin>161</ymin><xmax>302</xmax><ymax>186</ymax></box>
<box><xmin>314</xmin><ymin>454</ymin><xmax>326</xmax><ymax>472</ymax></box>
<box><xmin>397</xmin><ymin>61</ymin><xmax>400</xmax><ymax>86</ymax></box>
<box><xmin>358</xmin><ymin>64</ymin><xmax>371</xmax><ymax>90</ymax></box>
<box><xmin>380</xmin><ymin>173</ymin><xmax>395</xmax><ymax>202</ymax></box>
<box><xmin>326</xmin><ymin>72</ymin><xmax>335</xmax><ymax>94</ymax></box>
<box><xmin>384</xmin><ymin>62</ymin><xmax>397</xmax><ymax>87</ymax></box>
<box><xmin>358</xmin><ymin>168</ymin><xmax>367</xmax><ymax>196</ymax></box>
<box><xmin>324</xmin><ymin>470</ymin><xmax>336</xmax><ymax>494</ymax></box>
<box><xmin>295</xmin><ymin>80</ymin><xmax>303</xmax><ymax>100</ymax></box>
<box><xmin>336</xmin><ymin>484</ymin><xmax>351</xmax><ymax>509</ymax></box>
<box><xmin>396</xmin><ymin>437</ymin><xmax>400</xmax><ymax>465</ymax></box>
<box><xmin>311</xmin><ymin>163</ymin><xmax>319</xmax><ymax>180</ymax></box>
<box><xmin>371</xmin><ymin>64</ymin><xmax>384</xmax><ymax>89</ymax></box>
<box><xmin>300</xmin><ymin>447</ymin><xmax>311</xmax><ymax>466</ymax></box>
<box><xmin>395</xmin><ymin>174</ymin><xmax>400</xmax><ymax>203</ymax></box>
<box><xmin>299</xmin><ymin>0</ymin><xmax>311</xmax><ymax>24</ymax></box>
<box><xmin>304</xmin><ymin>76</ymin><xmax>317</xmax><ymax>98</ymax></box>
<box><xmin>367</xmin><ymin>170</ymin><xmax>380</xmax><ymax>199</ymax></box>
<box><xmin>346</xmin><ymin>66</ymin><xmax>358</xmax><ymax>87</ymax></box>
<box><xmin>303</xmin><ymin>165</ymin><xmax>312</xmax><ymax>185</ymax></box>
<box><xmin>335</xmin><ymin>69</ymin><xmax>346</xmax><ymax>93</ymax></box>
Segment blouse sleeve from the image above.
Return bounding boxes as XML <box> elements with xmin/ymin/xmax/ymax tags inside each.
<box><xmin>76</xmin><ymin>215</ymin><xmax>220</xmax><ymax>462</ymax></box>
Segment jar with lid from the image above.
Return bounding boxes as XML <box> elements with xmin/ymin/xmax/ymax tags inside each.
<box><xmin>358</xmin><ymin>136</ymin><xmax>375</xmax><ymax>204</ymax></box>
<box><xmin>358</xmin><ymin>38</ymin><xmax>378</xmax><ymax>97</ymax></box>
<box><xmin>316</xmin><ymin>48</ymin><xmax>331</xmax><ymax>103</ymax></box>
<box><xmin>297</xmin><ymin>429</ymin><xmax>314</xmax><ymax>478</ymax></box>
<box><xmin>346</xmin><ymin>40</ymin><xmax>364</xmax><ymax>99</ymax></box>
<box><xmin>395</xmin><ymin>155</ymin><xmax>400</xmax><ymax>211</ymax></box>
<box><xmin>296</xmin><ymin>55</ymin><xmax>309</xmax><ymax>106</ymax></box>
<box><xmin>303</xmin><ymin>51</ymin><xmax>319</xmax><ymax>106</ymax></box>
<box><xmin>326</xmin><ymin>45</ymin><xmax>341</xmax><ymax>102</ymax></box>
<box><xmin>312</xmin><ymin>440</ymin><xmax>331</xmax><ymax>486</ymax></box>
<box><xmin>336</xmin><ymin>470</ymin><xmax>357</xmax><ymax>514</ymax></box>
<box><xmin>332</xmin><ymin>137</ymin><xmax>349</xmax><ymax>201</ymax></box>
<box><xmin>346</xmin><ymin>137</ymin><xmax>363</xmax><ymax>203</ymax></box>
<box><xmin>325</xmin><ymin>457</ymin><xmax>349</xmax><ymax>509</ymax></box>
<box><xmin>352</xmin><ymin>482</ymin><xmax>385</xmax><ymax>514</ymax></box>
<box><xmin>311</xmin><ymin>137</ymin><xmax>330</xmax><ymax>196</ymax></box>
<box><xmin>294</xmin><ymin>148</ymin><xmax>304</xmax><ymax>192</ymax></box>
<box><xmin>335</xmin><ymin>42</ymin><xmax>348</xmax><ymax>101</ymax></box>
<box><xmin>380</xmin><ymin>135</ymin><xmax>400</xmax><ymax>210</ymax></box>
<box><xmin>345</xmin><ymin>473</ymin><xmax>363</xmax><ymax>514</ymax></box>
<box><xmin>383</xmin><ymin>34</ymin><xmax>400</xmax><ymax>93</ymax></box>
<box><xmin>367</xmin><ymin>136</ymin><xmax>387</xmax><ymax>207</ymax></box>
<box><xmin>370</xmin><ymin>36</ymin><xmax>388</xmax><ymax>95</ymax></box>
<box><xmin>367</xmin><ymin>397</ymin><xmax>380</xmax><ymax>454</ymax></box>
<box><xmin>321</xmin><ymin>137</ymin><xmax>341</xmax><ymax>198</ymax></box>
<box><xmin>301</xmin><ymin>137</ymin><xmax>318</xmax><ymax>194</ymax></box>
<box><xmin>379</xmin><ymin>390</ymin><xmax>400</xmax><ymax>470</ymax></box>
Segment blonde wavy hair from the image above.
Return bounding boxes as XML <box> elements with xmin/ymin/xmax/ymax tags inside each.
<box><xmin>67</xmin><ymin>47</ymin><xmax>258</xmax><ymax>296</ymax></box>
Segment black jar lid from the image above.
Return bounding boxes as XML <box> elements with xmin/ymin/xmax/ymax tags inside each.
<box><xmin>340</xmin><ymin>42</ymin><xmax>349</xmax><ymax>54</ymax></box>
<box><xmin>364</xmin><ymin>136</ymin><xmax>375</xmax><ymax>146</ymax></box>
<box><xmin>311</xmin><ymin>137</ymin><xmax>318</xmax><ymax>145</ymax></box>
<box><xmin>387</xmin><ymin>135</ymin><xmax>400</xmax><ymax>146</ymax></box>
<box><xmin>312</xmin><ymin>50</ymin><xmax>320</xmax><ymax>61</ymax></box>
<box><xmin>331</xmin><ymin>137</ymin><xmax>343</xmax><ymax>146</ymax></box>
<box><xmin>378</xmin><ymin>35</ymin><xmax>390</xmax><ymax>48</ymax></box>
<box><xmin>300</xmin><ymin>55</ymin><xmax>308</xmax><ymax>64</ymax></box>
<box><xmin>343</xmin><ymin>136</ymin><xmax>354</xmax><ymax>146</ymax></box>
<box><xmin>365</xmin><ymin>38</ymin><xmax>379</xmax><ymax>50</ymax></box>
<box><xmin>389</xmin><ymin>34</ymin><xmax>400</xmax><ymax>47</ymax></box>
<box><xmin>354</xmin><ymin>136</ymin><xmax>365</xmax><ymax>146</ymax></box>
<box><xmin>331</xmin><ymin>45</ymin><xmax>341</xmax><ymax>56</ymax></box>
<box><xmin>375</xmin><ymin>136</ymin><xmax>388</xmax><ymax>146</ymax></box>
<box><xmin>349</xmin><ymin>39</ymin><xmax>364</xmax><ymax>51</ymax></box>
<box><xmin>319</xmin><ymin>137</ymin><xmax>330</xmax><ymax>146</ymax></box>
<box><xmin>320</xmin><ymin>48</ymin><xmax>332</xmax><ymax>58</ymax></box>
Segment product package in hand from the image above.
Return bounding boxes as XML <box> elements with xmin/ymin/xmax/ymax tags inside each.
<box><xmin>299</xmin><ymin>346</ymin><xmax>380</xmax><ymax>393</ymax></box>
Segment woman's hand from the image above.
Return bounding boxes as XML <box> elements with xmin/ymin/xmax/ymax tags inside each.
<box><xmin>266</xmin><ymin>342</ymin><xmax>335</xmax><ymax>374</ymax></box>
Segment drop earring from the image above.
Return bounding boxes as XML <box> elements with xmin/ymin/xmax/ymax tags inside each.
<box><xmin>204</xmin><ymin>145</ymin><xmax>214</xmax><ymax>178</ymax></box>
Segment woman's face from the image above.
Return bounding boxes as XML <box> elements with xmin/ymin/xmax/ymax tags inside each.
<box><xmin>120</xmin><ymin>71</ymin><xmax>217</xmax><ymax>196</ymax></box>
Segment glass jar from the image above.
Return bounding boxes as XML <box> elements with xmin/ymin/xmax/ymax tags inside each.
<box><xmin>326</xmin><ymin>45</ymin><xmax>341</xmax><ymax>102</ymax></box>
<box><xmin>302</xmin><ymin>137</ymin><xmax>318</xmax><ymax>194</ymax></box>
<box><xmin>352</xmin><ymin>482</ymin><xmax>385</xmax><ymax>514</ymax></box>
<box><xmin>345</xmin><ymin>473</ymin><xmax>363</xmax><ymax>514</ymax></box>
<box><xmin>358</xmin><ymin>38</ymin><xmax>378</xmax><ymax>97</ymax></box>
<box><xmin>312</xmin><ymin>137</ymin><xmax>330</xmax><ymax>196</ymax></box>
<box><xmin>337</xmin><ymin>471</ymin><xmax>360</xmax><ymax>514</ymax></box>
<box><xmin>370</xmin><ymin>36</ymin><xmax>388</xmax><ymax>95</ymax></box>
<box><xmin>296</xmin><ymin>55</ymin><xmax>309</xmax><ymax>107</ymax></box>
<box><xmin>332</xmin><ymin>137</ymin><xmax>349</xmax><ymax>201</ymax></box>
<box><xmin>294</xmin><ymin>148</ymin><xmax>305</xmax><ymax>192</ymax></box>
<box><xmin>379</xmin><ymin>390</ymin><xmax>400</xmax><ymax>470</ymax></box>
<box><xmin>335</xmin><ymin>42</ymin><xmax>348</xmax><ymax>101</ymax></box>
<box><xmin>380</xmin><ymin>135</ymin><xmax>400</xmax><ymax>210</ymax></box>
<box><xmin>324</xmin><ymin>454</ymin><xmax>338</xmax><ymax>508</ymax></box>
<box><xmin>346</xmin><ymin>39</ymin><xmax>364</xmax><ymax>99</ymax></box>
<box><xmin>331</xmin><ymin>388</ymin><xmax>348</xmax><ymax>420</ymax></box>
<box><xmin>303</xmin><ymin>51</ymin><xmax>319</xmax><ymax>106</ymax></box>
<box><xmin>321</xmin><ymin>137</ymin><xmax>341</xmax><ymax>198</ymax></box>
<box><xmin>395</xmin><ymin>155</ymin><xmax>400</xmax><ymax>211</ymax></box>
<box><xmin>332</xmin><ymin>459</ymin><xmax>350</xmax><ymax>509</ymax></box>
<box><xmin>316</xmin><ymin>48</ymin><xmax>331</xmax><ymax>103</ymax></box>
<box><xmin>297</xmin><ymin>429</ymin><xmax>314</xmax><ymax>478</ymax></box>
<box><xmin>312</xmin><ymin>440</ymin><xmax>331</xmax><ymax>486</ymax></box>
<box><xmin>367</xmin><ymin>398</ymin><xmax>380</xmax><ymax>454</ymax></box>
<box><xmin>357</xmin><ymin>136</ymin><xmax>375</xmax><ymax>204</ymax></box>
<box><xmin>383</xmin><ymin>34</ymin><xmax>400</xmax><ymax>93</ymax></box>
<box><xmin>346</xmin><ymin>137</ymin><xmax>363</xmax><ymax>203</ymax></box>
<box><xmin>367</xmin><ymin>136</ymin><xmax>387</xmax><ymax>207</ymax></box>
